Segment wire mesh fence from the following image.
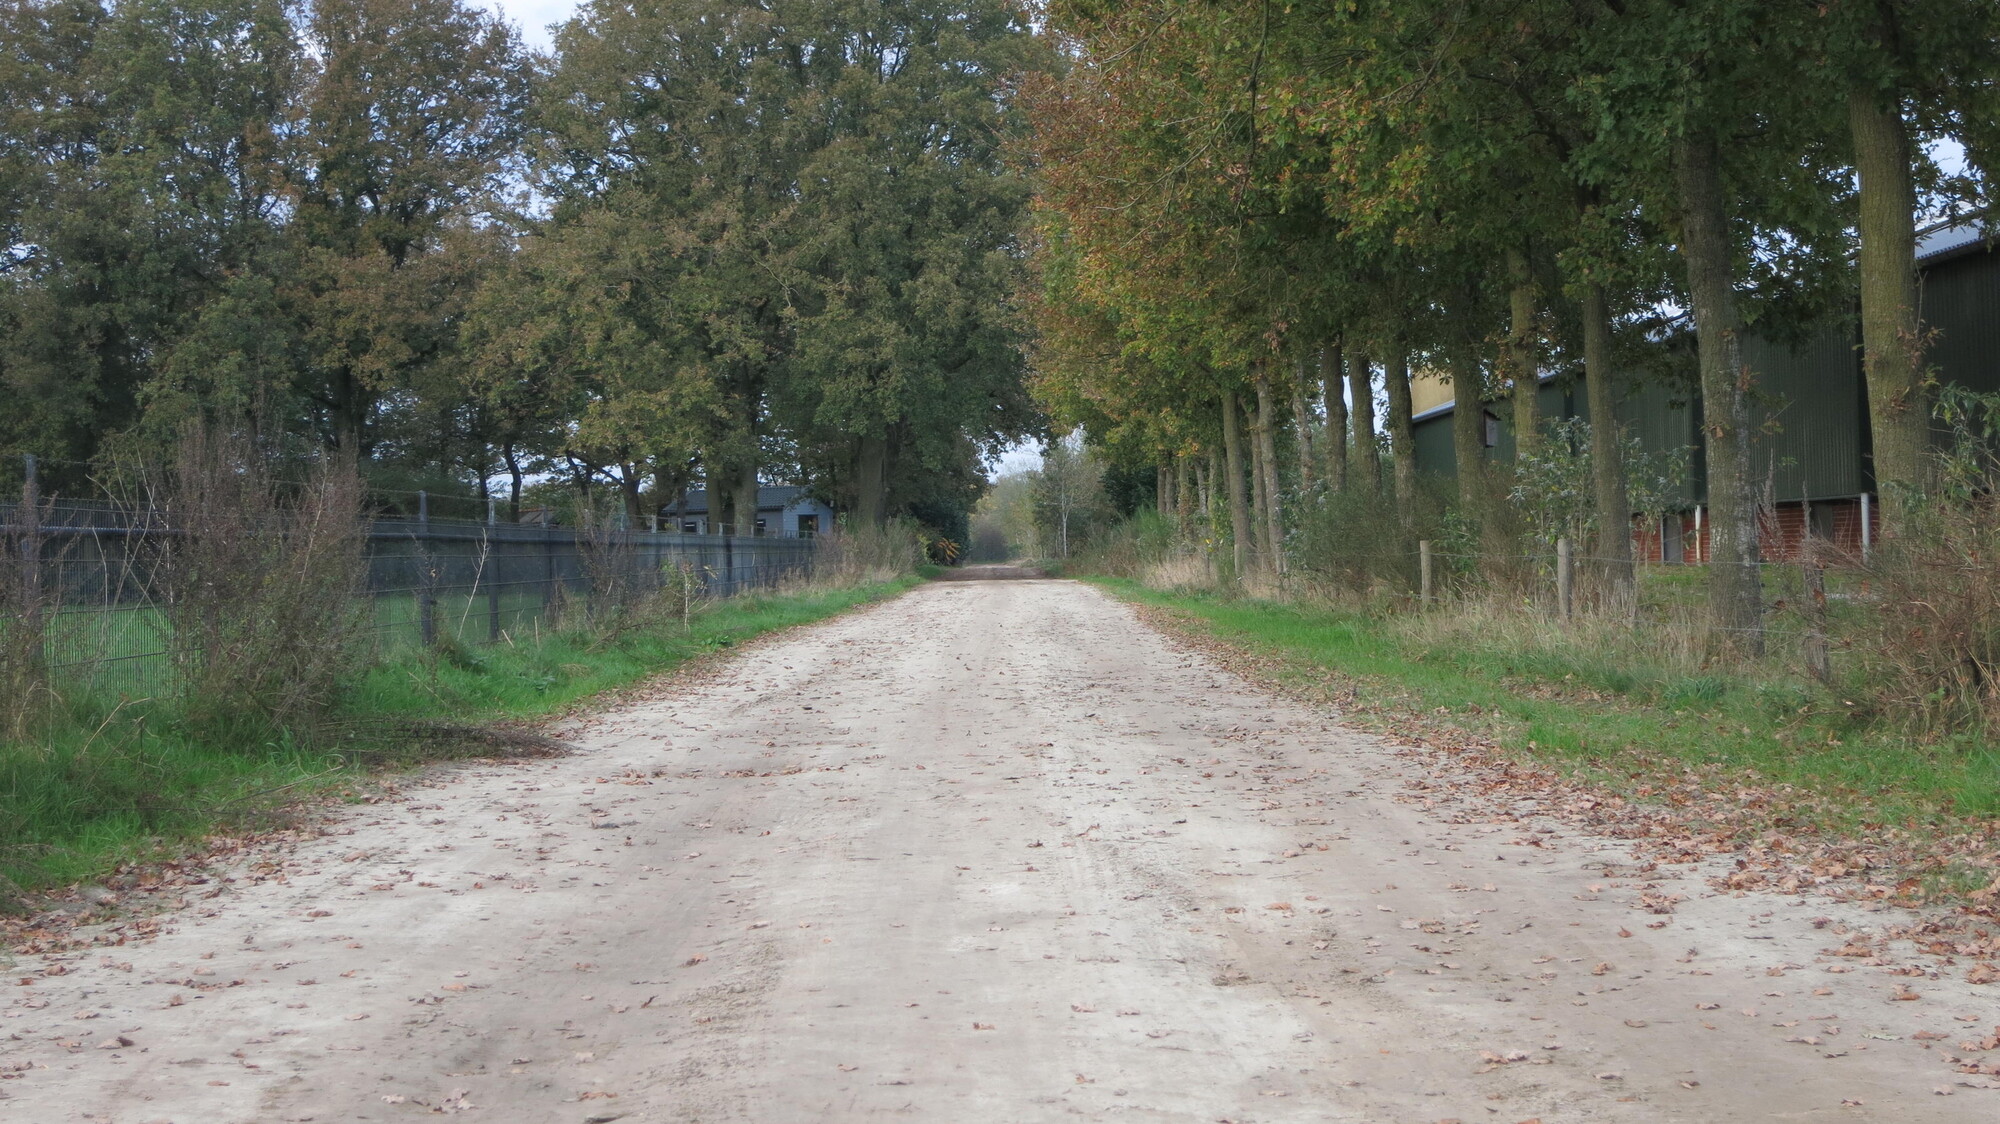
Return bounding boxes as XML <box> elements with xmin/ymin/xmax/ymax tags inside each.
<box><xmin>1</xmin><ymin>495</ymin><xmax>818</xmax><ymax>700</ymax></box>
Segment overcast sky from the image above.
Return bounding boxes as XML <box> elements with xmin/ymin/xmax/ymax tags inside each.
<box><xmin>488</xmin><ymin>0</ymin><xmax>575</xmax><ymax>49</ymax></box>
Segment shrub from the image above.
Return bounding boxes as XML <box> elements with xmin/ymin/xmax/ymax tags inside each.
<box><xmin>1862</xmin><ymin>388</ymin><xmax>2000</xmax><ymax>734</ymax></box>
<box><xmin>147</xmin><ymin>431</ymin><xmax>368</xmax><ymax>742</ymax></box>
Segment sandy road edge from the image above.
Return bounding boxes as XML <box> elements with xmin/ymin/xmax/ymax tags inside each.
<box><xmin>1088</xmin><ymin>579</ymin><xmax>2000</xmax><ymax>980</ymax></box>
<box><xmin>0</xmin><ymin>575</ymin><xmax>927</xmax><ymax>960</ymax></box>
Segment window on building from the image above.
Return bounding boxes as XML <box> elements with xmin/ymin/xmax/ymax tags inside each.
<box><xmin>797</xmin><ymin>514</ymin><xmax>819</xmax><ymax>538</ymax></box>
<box><xmin>754</xmin><ymin>518</ymin><xmax>767</xmax><ymax>535</ymax></box>
<box><xmin>1661</xmin><ymin>515</ymin><xmax>1684</xmax><ymax>563</ymax></box>
<box><xmin>682</xmin><ymin>521</ymin><xmax>698</xmax><ymax>534</ymax></box>
<box><xmin>1483</xmin><ymin>411</ymin><xmax>1500</xmax><ymax>448</ymax></box>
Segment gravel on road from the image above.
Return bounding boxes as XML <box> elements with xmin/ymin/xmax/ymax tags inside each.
<box><xmin>2</xmin><ymin>579</ymin><xmax>1992</xmax><ymax>1123</ymax></box>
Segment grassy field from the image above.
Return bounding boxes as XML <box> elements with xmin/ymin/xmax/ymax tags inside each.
<box><xmin>1</xmin><ymin>576</ymin><xmax>917</xmax><ymax>903</ymax></box>
<box><xmin>1092</xmin><ymin>576</ymin><xmax>2000</xmax><ymax>847</ymax></box>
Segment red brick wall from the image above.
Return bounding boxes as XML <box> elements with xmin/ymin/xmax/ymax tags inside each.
<box><xmin>1631</xmin><ymin>499</ymin><xmax>1877</xmax><ymax>565</ymax></box>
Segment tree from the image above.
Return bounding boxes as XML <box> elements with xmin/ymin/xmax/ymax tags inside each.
<box><xmin>1035</xmin><ymin>431</ymin><xmax>1103</xmax><ymax>559</ymax></box>
<box><xmin>285</xmin><ymin>0</ymin><xmax>526</xmax><ymax>459</ymax></box>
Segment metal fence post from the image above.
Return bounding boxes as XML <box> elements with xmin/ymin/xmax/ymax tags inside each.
<box><xmin>543</xmin><ymin>528</ymin><xmax>558</xmax><ymax>619</ymax></box>
<box><xmin>1556</xmin><ymin>536</ymin><xmax>1574</xmax><ymax>619</ymax></box>
<box><xmin>19</xmin><ymin>455</ymin><xmax>45</xmax><ymax>670</ymax></box>
<box><xmin>414</xmin><ymin>491</ymin><xmax>437</xmax><ymax>647</ymax></box>
<box><xmin>485</xmin><ymin>530</ymin><xmax>502</xmax><ymax>644</ymax></box>
<box><xmin>1418</xmin><ymin>539</ymin><xmax>1432</xmax><ymax>606</ymax></box>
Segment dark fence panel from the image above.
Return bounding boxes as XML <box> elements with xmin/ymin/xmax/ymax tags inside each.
<box><xmin>1</xmin><ymin>498</ymin><xmax>817</xmax><ymax>695</ymax></box>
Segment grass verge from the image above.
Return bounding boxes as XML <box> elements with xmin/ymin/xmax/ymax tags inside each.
<box><xmin>1089</xmin><ymin>577</ymin><xmax>2000</xmax><ymax>904</ymax></box>
<box><xmin>1</xmin><ymin>576</ymin><xmax>917</xmax><ymax>906</ymax></box>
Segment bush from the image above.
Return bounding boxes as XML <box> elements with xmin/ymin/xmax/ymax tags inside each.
<box><xmin>814</xmin><ymin>518</ymin><xmax>928</xmax><ymax>584</ymax></box>
<box><xmin>1861</xmin><ymin>388</ymin><xmax>2000</xmax><ymax>735</ymax></box>
<box><xmin>148</xmin><ymin>431</ymin><xmax>368</xmax><ymax>742</ymax></box>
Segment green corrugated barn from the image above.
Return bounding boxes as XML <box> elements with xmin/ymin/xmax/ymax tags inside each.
<box><xmin>1409</xmin><ymin>225</ymin><xmax>1998</xmax><ymax>560</ymax></box>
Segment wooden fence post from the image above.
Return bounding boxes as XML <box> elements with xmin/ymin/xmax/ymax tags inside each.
<box><xmin>1803</xmin><ymin>550</ymin><xmax>1832</xmax><ymax>684</ymax></box>
<box><xmin>1418</xmin><ymin>539</ymin><xmax>1433</xmax><ymax>606</ymax></box>
<box><xmin>1557</xmin><ymin>536</ymin><xmax>1574</xmax><ymax>619</ymax></box>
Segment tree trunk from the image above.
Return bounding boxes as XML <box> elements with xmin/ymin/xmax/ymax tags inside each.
<box><xmin>732</xmin><ymin>459</ymin><xmax>760</xmax><ymax>537</ymax></box>
<box><xmin>1321</xmin><ymin>341</ymin><xmax>1349</xmax><ymax>493</ymax></box>
<box><xmin>708</xmin><ymin>459</ymin><xmax>737</xmax><ymax>532</ymax></box>
<box><xmin>1384</xmin><ymin>346</ymin><xmax>1417</xmax><ymax>513</ymax></box>
<box><xmin>1255</xmin><ymin>371</ymin><xmax>1285</xmax><ymax>573</ymax></box>
<box><xmin>1675</xmin><ymin>131</ymin><xmax>1763</xmax><ymax>652</ymax></box>
<box><xmin>619</xmin><ymin>462</ymin><xmax>644</xmax><ymax>527</ymax></box>
<box><xmin>1222</xmin><ymin>390</ymin><xmax>1253</xmax><ymax>579</ymax></box>
<box><xmin>1248</xmin><ymin>414</ymin><xmax>1270</xmax><ymax>569</ymax></box>
<box><xmin>503</xmin><ymin>442</ymin><xmax>523</xmax><ymax>522</ymax></box>
<box><xmin>1450</xmin><ymin>347</ymin><xmax>1486</xmax><ymax>511</ymax></box>
<box><xmin>854</xmin><ymin>432</ymin><xmax>888</xmax><ymax>528</ymax></box>
<box><xmin>1850</xmin><ymin>86</ymin><xmax>1927</xmax><ymax>527</ymax></box>
<box><xmin>1291</xmin><ymin>355</ymin><xmax>1318</xmax><ymax>495</ymax></box>
<box><xmin>1155</xmin><ymin>464</ymin><xmax>1172</xmax><ymax>517</ymax></box>
<box><xmin>1582</xmin><ymin>282</ymin><xmax>1635</xmax><ymax>610</ymax></box>
<box><xmin>1348</xmin><ymin>348</ymin><xmax>1380</xmax><ymax>491</ymax></box>
<box><xmin>1506</xmin><ymin>243</ymin><xmax>1541</xmax><ymax>460</ymax></box>
<box><xmin>1168</xmin><ymin>452</ymin><xmax>1184</xmax><ymax>524</ymax></box>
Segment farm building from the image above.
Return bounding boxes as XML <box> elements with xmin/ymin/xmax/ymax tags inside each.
<box><xmin>662</xmin><ymin>485</ymin><xmax>835</xmax><ymax>537</ymax></box>
<box><xmin>1409</xmin><ymin>221</ymin><xmax>2000</xmax><ymax>562</ymax></box>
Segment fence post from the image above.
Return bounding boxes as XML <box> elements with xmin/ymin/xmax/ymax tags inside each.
<box><xmin>1859</xmin><ymin>492</ymin><xmax>1872</xmax><ymax>563</ymax></box>
<box><xmin>485</xmin><ymin>528</ymin><xmax>502</xmax><ymax>643</ymax></box>
<box><xmin>1802</xmin><ymin>550</ymin><xmax>1832</xmax><ymax>684</ymax></box>
<box><xmin>19</xmin><ymin>455</ymin><xmax>45</xmax><ymax>670</ymax></box>
<box><xmin>543</xmin><ymin>529</ymin><xmax>558</xmax><ymax>619</ymax></box>
<box><xmin>413</xmin><ymin>491</ymin><xmax>437</xmax><ymax>647</ymax></box>
<box><xmin>486</xmin><ymin>495</ymin><xmax>496</xmax><ymax>527</ymax></box>
<box><xmin>1556</xmin><ymin>536</ymin><xmax>1574</xmax><ymax>619</ymax></box>
<box><xmin>1418</xmin><ymin>539</ymin><xmax>1432</xmax><ymax>607</ymax></box>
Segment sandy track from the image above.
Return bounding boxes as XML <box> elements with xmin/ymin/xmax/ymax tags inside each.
<box><xmin>3</xmin><ymin>580</ymin><xmax>1993</xmax><ymax>1123</ymax></box>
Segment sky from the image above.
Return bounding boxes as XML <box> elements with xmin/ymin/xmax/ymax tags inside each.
<box><xmin>488</xmin><ymin>0</ymin><xmax>574</xmax><ymax>49</ymax></box>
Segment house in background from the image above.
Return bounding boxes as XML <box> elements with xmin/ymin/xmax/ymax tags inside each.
<box><xmin>1408</xmin><ymin>220</ymin><xmax>1999</xmax><ymax>563</ymax></box>
<box><xmin>661</xmin><ymin>485</ymin><xmax>835</xmax><ymax>537</ymax></box>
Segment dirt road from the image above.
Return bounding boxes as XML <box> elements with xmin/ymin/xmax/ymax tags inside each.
<box><xmin>4</xmin><ymin>580</ymin><xmax>1993</xmax><ymax>1122</ymax></box>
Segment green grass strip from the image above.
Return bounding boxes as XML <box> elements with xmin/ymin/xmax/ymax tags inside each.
<box><xmin>1090</xmin><ymin>577</ymin><xmax>2000</xmax><ymax>835</ymax></box>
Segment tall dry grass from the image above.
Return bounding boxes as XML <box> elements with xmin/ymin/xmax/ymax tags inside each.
<box><xmin>146</xmin><ymin>431</ymin><xmax>369</xmax><ymax>740</ymax></box>
<box><xmin>813</xmin><ymin>518</ymin><xmax>927</xmax><ymax>585</ymax></box>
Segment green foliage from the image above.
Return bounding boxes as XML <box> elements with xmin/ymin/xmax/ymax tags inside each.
<box><xmin>1508</xmin><ymin>418</ymin><xmax>1691</xmax><ymax>551</ymax></box>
